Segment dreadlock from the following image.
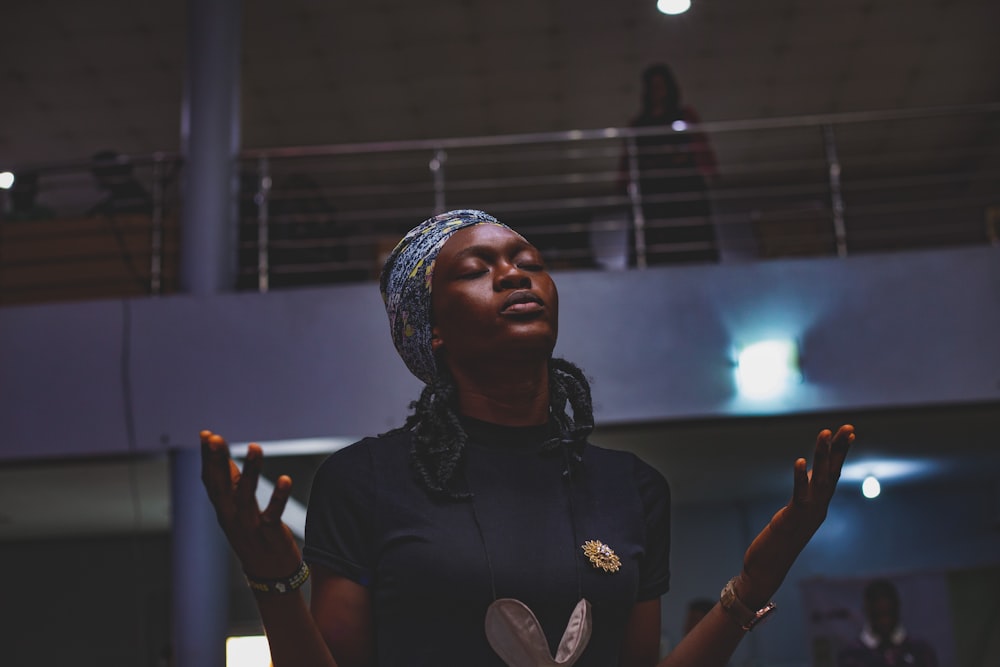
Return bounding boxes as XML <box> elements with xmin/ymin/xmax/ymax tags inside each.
<box><xmin>383</xmin><ymin>357</ymin><xmax>595</xmax><ymax>500</ymax></box>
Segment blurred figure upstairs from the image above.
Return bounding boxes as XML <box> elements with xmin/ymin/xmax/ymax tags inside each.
<box><xmin>623</xmin><ymin>63</ymin><xmax>719</xmax><ymax>265</ymax></box>
<box><xmin>87</xmin><ymin>150</ymin><xmax>153</xmax><ymax>217</ymax></box>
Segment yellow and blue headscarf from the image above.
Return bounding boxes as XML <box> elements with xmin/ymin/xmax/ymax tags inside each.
<box><xmin>379</xmin><ymin>209</ymin><xmax>523</xmax><ymax>384</ymax></box>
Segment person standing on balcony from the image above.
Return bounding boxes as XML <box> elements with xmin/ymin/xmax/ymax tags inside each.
<box><xmin>201</xmin><ymin>209</ymin><xmax>854</xmax><ymax>666</ymax></box>
<box><xmin>622</xmin><ymin>64</ymin><xmax>719</xmax><ymax>265</ymax></box>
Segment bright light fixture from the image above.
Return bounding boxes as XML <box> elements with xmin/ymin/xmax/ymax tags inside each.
<box><xmin>671</xmin><ymin>120</ymin><xmax>688</xmax><ymax>132</ymax></box>
<box><xmin>0</xmin><ymin>171</ymin><xmax>14</xmax><ymax>189</ymax></box>
<box><xmin>861</xmin><ymin>475</ymin><xmax>881</xmax><ymax>499</ymax></box>
<box><xmin>226</xmin><ymin>635</ymin><xmax>271</xmax><ymax>667</ymax></box>
<box><xmin>657</xmin><ymin>0</ymin><xmax>691</xmax><ymax>15</ymax></box>
<box><xmin>735</xmin><ymin>339</ymin><xmax>801</xmax><ymax>399</ymax></box>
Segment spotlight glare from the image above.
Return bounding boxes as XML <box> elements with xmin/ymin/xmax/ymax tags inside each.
<box><xmin>0</xmin><ymin>171</ymin><xmax>14</xmax><ymax>189</ymax></box>
<box><xmin>657</xmin><ymin>0</ymin><xmax>691</xmax><ymax>15</ymax></box>
<box><xmin>862</xmin><ymin>475</ymin><xmax>881</xmax><ymax>499</ymax></box>
<box><xmin>671</xmin><ymin>120</ymin><xmax>688</xmax><ymax>132</ymax></box>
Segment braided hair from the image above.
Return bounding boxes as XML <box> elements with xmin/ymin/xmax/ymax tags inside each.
<box><xmin>384</xmin><ymin>357</ymin><xmax>595</xmax><ymax>500</ymax></box>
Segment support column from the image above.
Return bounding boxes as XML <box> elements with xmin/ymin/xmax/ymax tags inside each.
<box><xmin>171</xmin><ymin>447</ymin><xmax>230</xmax><ymax>667</ymax></box>
<box><xmin>173</xmin><ymin>1</ymin><xmax>242</xmax><ymax>665</ymax></box>
<box><xmin>179</xmin><ymin>0</ymin><xmax>243</xmax><ymax>295</ymax></box>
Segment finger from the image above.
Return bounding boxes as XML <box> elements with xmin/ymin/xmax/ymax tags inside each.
<box><xmin>200</xmin><ymin>431</ymin><xmax>235</xmax><ymax>498</ymax></box>
<box><xmin>791</xmin><ymin>457</ymin><xmax>809</xmax><ymax>506</ymax></box>
<box><xmin>827</xmin><ymin>424</ymin><xmax>855</xmax><ymax>477</ymax></box>
<box><xmin>235</xmin><ymin>443</ymin><xmax>263</xmax><ymax>515</ymax></box>
<box><xmin>261</xmin><ymin>474</ymin><xmax>293</xmax><ymax>526</ymax></box>
<box><xmin>811</xmin><ymin>428</ymin><xmax>832</xmax><ymax>481</ymax></box>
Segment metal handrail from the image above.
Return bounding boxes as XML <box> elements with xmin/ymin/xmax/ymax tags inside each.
<box><xmin>238</xmin><ymin>103</ymin><xmax>1000</xmax><ymax>160</ymax></box>
<box><xmin>2</xmin><ymin>103</ymin><xmax>998</xmax><ymax>304</ymax></box>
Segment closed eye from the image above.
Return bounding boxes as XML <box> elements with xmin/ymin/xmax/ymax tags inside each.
<box><xmin>458</xmin><ymin>269</ymin><xmax>488</xmax><ymax>280</ymax></box>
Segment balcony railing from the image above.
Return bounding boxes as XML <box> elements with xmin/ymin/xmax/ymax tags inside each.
<box><xmin>2</xmin><ymin>104</ymin><xmax>998</xmax><ymax>305</ymax></box>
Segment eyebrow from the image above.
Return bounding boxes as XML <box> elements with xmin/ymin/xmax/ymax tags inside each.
<box><xmin>451</xmin><ymin>239</ymin><xmax>535</xmax><ymax>260</ymax></box>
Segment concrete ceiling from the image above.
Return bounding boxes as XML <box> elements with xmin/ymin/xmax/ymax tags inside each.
<box><xmin>2</xmin><ymin>0</ymin><xmax>998</xmax><ymax>167</ymax></box>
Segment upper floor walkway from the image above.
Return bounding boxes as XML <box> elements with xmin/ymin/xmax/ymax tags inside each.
<box><xmin>2</xmin><ymin>103</ymin><xmax>997</xmax><ymax>306</ymax></box>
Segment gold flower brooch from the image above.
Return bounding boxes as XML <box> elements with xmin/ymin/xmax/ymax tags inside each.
<box><xmin>581</xmin><ymin>540</ymin><xmax>621</xmax><ymax>573</ymax></box>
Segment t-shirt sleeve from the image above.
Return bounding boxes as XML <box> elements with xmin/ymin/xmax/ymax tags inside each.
<box><xmin>633</xmin><ymin>455</ymin><xmax>671</xmax><ymax>601</ymax></box>
<box><xmin>302</xmin><ymin>439</ymin><xmax>376</xmax><ymax>586</ymax></box>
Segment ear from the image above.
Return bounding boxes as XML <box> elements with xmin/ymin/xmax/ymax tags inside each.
<box><xmin>431</xmin><ymin>326</ymin><xmax>444</xmax><ymax>352</ymax></box>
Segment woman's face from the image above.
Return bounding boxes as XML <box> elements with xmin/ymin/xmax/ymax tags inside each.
<box><xmin>648</xmin><ymin>74</ymin><xmax>669</xmax><ymax>105</ymax></box>
<box><xmin>430</xmin><ymin>224</ymin><xmax>559</xmax><ymax>371</ymax></box>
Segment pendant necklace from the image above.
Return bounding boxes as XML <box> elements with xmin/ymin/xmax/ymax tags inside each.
<box><xmin>467</xmin><ymin>440</ymin><xmax>619</xmax><ymax>667</ymax></box>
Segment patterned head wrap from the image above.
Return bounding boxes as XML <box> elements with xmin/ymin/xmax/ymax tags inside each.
<box><xmin>380</xmin><ymin>209</ymin><xmax>524</xmax><ymax>384</ymax></box>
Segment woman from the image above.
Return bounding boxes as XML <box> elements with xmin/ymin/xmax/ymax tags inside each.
<box><xmin>201</xmin><ymin>209</ymin><xmax>854</xmax><ymax>666</ymax></box>
<box><xmin>622</xmin><ymin>64</ymin><xmax>719</xmax><ymax>265</ymax></box>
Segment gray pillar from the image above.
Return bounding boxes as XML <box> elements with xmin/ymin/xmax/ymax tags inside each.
<box><xmin>179</xmin><ymin>0</ymin><xmax>242</xmax><ymax>296</ymax></box>
<box><xmin>171</xmin><ymin>446</ymin><xmax>230</xmax><ymax>667</ymax></box>
<box><xmin>173</xmin><ymin>1</ymin><xmax>242</xmax><ymax>664</ymax></box>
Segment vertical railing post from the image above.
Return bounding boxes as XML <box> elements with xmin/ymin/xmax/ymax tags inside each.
<box><xmin>430</xmin><ymin>148</ymin><xmax>447</xmax><ymax>215</ymax></box>
<box><xmin>256</xmin><ymin>156</ymin><xmax>271</xmax><ymax>293</ymax></box>
<box><xmin>823</xmin><ymin>124</ymin><xmax>848</xmax><ymax>258</ymax></box>
<box><xmin>625</xmin><ymin>135</ymin><xmax>647</xmax><ymax>268</ymax></box>
<box><xmin>150</xmin><ymin>153</ymin><xmax>165</xmax><ymax>295</ymax></box>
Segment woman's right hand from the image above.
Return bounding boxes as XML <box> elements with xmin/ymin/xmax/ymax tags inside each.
<box><xmin>735</xmin><ymin>424</ymin><xmax>854</xmax><ymax>607</ymax></box>
<box><xmin>200</xmin><ymin>430</ymin><xmax>303</xmax><ymax>579</ymax></box>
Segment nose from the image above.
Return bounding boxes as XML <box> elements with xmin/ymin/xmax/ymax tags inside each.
<box><xmin>495</xmin><ymin>261</ymin><xmax>532</xmax><ymax>290</ymax></box>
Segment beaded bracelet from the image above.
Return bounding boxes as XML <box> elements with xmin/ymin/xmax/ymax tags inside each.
<box><xmin>245</xmin><ymin>561</ymin><xmax>311</xmax><ymax>594</ymax></box>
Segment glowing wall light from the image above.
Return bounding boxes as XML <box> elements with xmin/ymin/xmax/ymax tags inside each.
<box><xmin>227</xmin><ymin>635</ymin><xmax>271</xmax><ymax>667</ymax></box>
<box><xmin>734</xmin><ymin>339</ymin><xmax>801</xmax><ymax>399</ymax></box>
<box><xmin>0</xmin><ymin>172</ymin><xmax>14</xmax><ymax>190</ymax></box>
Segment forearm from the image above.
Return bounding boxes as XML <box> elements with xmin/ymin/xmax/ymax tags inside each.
<box><xmin>254</xmin><ymin>591</ymin><xmax>339</xmax><ymax>667</ymax></box>
<box><xmin>656</xmin><ymin>604</ymin><xmax>747</xmax><ymax>667</ymax></box>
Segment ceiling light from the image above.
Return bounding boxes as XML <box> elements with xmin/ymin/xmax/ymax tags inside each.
<box><xmin>861</xmin><ymin>475</ymin><xmax>881</xmax><ymax>499</ymax></box>
<box><xmin>657</xmin><ymin>0</ymin><xmax>691</xmax><ymax>15</ymax></box>
<box><xmin>0</xmin><ymin>172</ymin><xmax>14</xmax><ymax>189</ymax></box>
<box><xmin>671</xmin><ymin>120</ymin><xmax>688</xmax><ymax>131</ymax></box>
<box><xmin>734</xmin><ymin>339</ymin><xmax>801</xmax><ymax>399</ymax></box>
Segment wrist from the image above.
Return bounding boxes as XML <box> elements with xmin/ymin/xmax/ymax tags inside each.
<box><xmin>733</xmin><ymin>571</ymin><xmax>773</xmax><ymax>610</ymax></box>
<box><xmin>245</xmin><ymin>560</ymin><xmax>311</xmax><ymax>595</ymax></box>
<box><xmin>720</xmin><ymin>575</ymin><xmax>776</xmax><ymax>632</ymax></box>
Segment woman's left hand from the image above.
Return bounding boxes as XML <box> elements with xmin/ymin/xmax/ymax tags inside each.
<box><xmin>735</xmin><ymin>424</ymin><xmax>855</xmax><ymax>607</ymax></box>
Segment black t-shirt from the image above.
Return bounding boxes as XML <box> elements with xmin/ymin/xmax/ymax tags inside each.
<box><xmin>303</xmin><ymin>418</ymin><xmax>671</xmax><ymax>666</ymax></box>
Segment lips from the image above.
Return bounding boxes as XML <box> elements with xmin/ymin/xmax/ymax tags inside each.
<box><xmin>501</xmin><ymin>290</ymin><xmax>544</xmax><ymax>314</ymax></box>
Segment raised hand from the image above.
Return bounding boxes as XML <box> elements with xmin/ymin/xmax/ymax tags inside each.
<box><xmin>200</xmin><ymin>430</ymin><xmax>303</xmax><ymax>580</ymax></box>
<box><xmin>735</xmin><ymin>424</ymin><xmax>855</xmax><ymax>607</ymax></box>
